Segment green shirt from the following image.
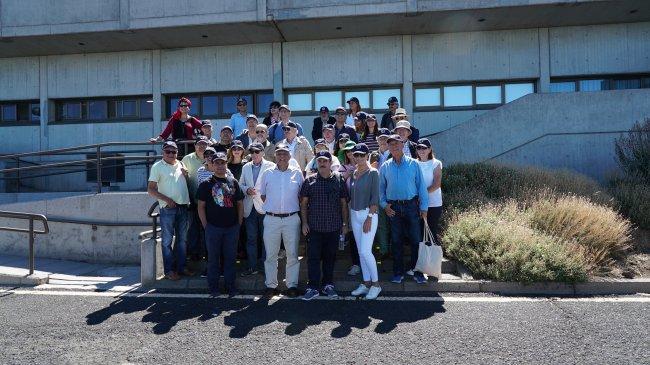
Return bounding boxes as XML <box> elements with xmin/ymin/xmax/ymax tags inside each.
<box><xmin>181</xmin><ymin>152</ymin><xmax>205</xmax><ymax>197</ymax></box>
<box><xmin>148</xmin><ymin>159</ymin><xmax>190</xmax><ymax>208</ymax></box>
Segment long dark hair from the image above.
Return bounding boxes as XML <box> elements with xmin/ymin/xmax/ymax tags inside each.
<box><xmin>363</xmin><ymin>116</ymin><xmax>379</xmax><ymax>136</ymax></box>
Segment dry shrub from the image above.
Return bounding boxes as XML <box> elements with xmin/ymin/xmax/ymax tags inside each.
<box><xmin>609</xmin><ymin>178</ymin><xmax>650</xmax><ymax>229</ymax></box>
<box><xmin>529</xmin><ymin>195</ymin><xmax>632</xmax><ymax>269</ymax></box>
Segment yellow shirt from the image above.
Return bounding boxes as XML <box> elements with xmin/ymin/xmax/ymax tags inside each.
<box><xmin>148</xmin><ymin>159</ymin><xmax>190</xmax><ymax>208</ymax></box>
<box><xmin>181</xmin><ymin>152</ymin><xmax>205</xmax><ymax>196</ymax></box>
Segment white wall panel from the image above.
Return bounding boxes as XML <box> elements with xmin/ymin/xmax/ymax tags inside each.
<box><xmin>0</xmin><ymin>57</ymin><xmax>39</xmax><ymax>100</ymax></box>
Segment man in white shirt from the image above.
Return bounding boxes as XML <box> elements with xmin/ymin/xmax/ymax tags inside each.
<box><xmin>280</xmin><ymin>121</ymin><xmax>314</xmax><ymax>171</ymax></box>
<box><xmin>322</xmin><ymin>124</ymin><xmax>337</xmax><ymax>154</ymax></box>
<box><xmin>258</xmin><ymin>143</ymin><xmax>304</xmax><ymax>298</ymax></box>
<box><xmin>239</xmin><ymin>142</ymin><xmax>276</xmax><ymax>276</ymax></box>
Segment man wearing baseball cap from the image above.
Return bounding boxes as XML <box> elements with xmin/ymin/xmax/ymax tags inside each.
<box><xmin>230</xmin><ymin>97</ymin><xmax>249</xmax><ymax>137</ymax></box>
<box><xmin>197</xmin><ymin>152</ymin><xmax>245</xmax><ymax>297</ymax></box>
<box><xmin>332</xmin><ymin>106</ymin><xmax>358</xmax><ymax>143</ymax></box>
<box><xmin>280</xmin><ymin>121</ymin><xmax>314</xmax><ymax>171</ymax></box>
<box><xmin>268</xmin><ymin>104</ymin><xmax>305</xmax><ymax>144</ymax></box>
<box><xmin>214</xmin><ymin>125</ymin><xmax>235</xmax><ymax>154</ymax></box>
<box><xmin>147</xmin><ymin>141</ymin><xmax>192</xmax><ymax>281</ymax></box>
<box><xmin>200</xmin><ymin>120</ymin><xmax>218</xmax><ymax>145</ymax></box>
<box><xmin>312</xmin><ymin>106</ymin><xmax>336</xmax><ymax>141</ymax></box>
<box><xmin>236</xmin><ymin>114</ymin><xmax>260</xmax><ymax>149</ymax></box>
<box><xmin>381</xmin><ymin>96</ymin><xmax>399</xmax><ymax>130</ymax></box>
<box><xmin>299</xmin><ymin>150</ymin><xmax>350</xmax><ymax>300</ymax></box>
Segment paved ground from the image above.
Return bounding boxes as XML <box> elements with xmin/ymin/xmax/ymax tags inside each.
<box><xmin>0</xmin><ymin>287</ymin><xmax>648</xmax><ymax>364</ymax></box>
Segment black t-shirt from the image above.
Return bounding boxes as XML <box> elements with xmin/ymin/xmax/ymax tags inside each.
<box><xmin>197</xmin><ymin>175</ymin><xmax>244</xmax><ymax>227</ymax></box>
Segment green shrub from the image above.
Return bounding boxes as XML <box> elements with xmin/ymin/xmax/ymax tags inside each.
<box><xmin>614</xmin><ymin>119</ymin><xmax>650</xmax><ymax>182</ymax></box>
<box><xmin>608</xmin><ymin>178</ymin><xmax>650</xmax><ymax>229</ymax></box>
<box><xmin>443</xmin><ymin>203</ymin><xmax>589</xmax><ymax>283</ymax></box>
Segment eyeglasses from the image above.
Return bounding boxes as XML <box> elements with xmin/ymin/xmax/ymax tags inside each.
<box><xmin>163</xmin><ymin>150</ymin><xmax>178</xmax><ymax>155</ymax></box>
<box><xmin>251</xmin><ymin>150</ymin><xmax>262</xmax><ymax>154</ymax></box>
<box><xmin>256</xmin><ymin>130</ymin><xmax>266</xmax><ymax>134</ymax></box>
<box><xmin>237</xmin><ymin>103</ymin><xmax>245</xmax><ymax>107</ymax></box>
<box><xmin>179</xmin><ymin>104</ymin><xmax>189</xmax><ymax>108</ymax></box>
<box><xmin>282</xmin><ymin>127</ymin><xmax>292</xmax><ymax>132</ymax></box>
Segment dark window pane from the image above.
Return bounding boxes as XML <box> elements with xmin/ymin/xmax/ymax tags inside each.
<box><xmin>202</xmin><ymin>95</ymin><xmax>218</xmax><ymax>116</ymax></box>
<box><xmin>30</xmin><ymin>103</ymin><xmax>40</xmax><ymax>122</ymax></box>
<box><xmin>88</xmin><ymin>100</ymin><xmax>107</xmax><ymax>120</ymax></box>
<box><xmin>550</xmin><ymin>81</ymin><xmax>576</xmax><ymax>93</ymax></box>
<box><xmin>611</xmin><ymin>79</ymin><xmax>641</xmax><ymax>90</ymax></box>
<box><xmin>2</xmin><ymin>104</ymin><xmax>17</xmax><ymax>121</ymax></box>
<box><xmin>579</xmin><ymin>79</ymin><xmax>606</xmax><ymax>92</ymax></box>
<box><xmin>17</xmin><ymin>103</ymin><xmax>30</xmax><ymax>121</ymax></box>
<box><xmin>63</xmin><ymin>103</ymin><xmax>81</xmax><ymax>119</ymax></box>
<box><xmin>140</xmin><ymin>99</ymin><xmax>153</xmax><ymax>119</ymax></box>
<box><xmin>256</xmin><ymin>93</ymin><xmax>274</xmax><ymax>115</ymax></box>
<box><xmin>222</xmin><ymin>95</ymin><xmax>252</xmax><ymax>115</ymax></box>
<box><xmin>108</xmin><ymin>101</ymin><xmax>118</xmax><ymax>119</ymax></box>
<box><xmin>122</xmin><ymin>100</ymin><xmax>137</xmax><ymax>117</ymax></box>
<box><xmin>642</xmin><ymin>78</ymin><xmax>650</xmax><ymax>88</ymax></box>
<box><xmin>168</xmin><ymin>98</ymin><xmax>177</xmax><ymax>117</ymax></box>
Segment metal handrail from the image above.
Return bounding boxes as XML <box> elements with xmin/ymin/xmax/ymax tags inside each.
<box><xmin>0</xmin><ymin>210</ymin><xmax>49</xmax><ymax>275</ymax></box>
<box><xmin>139</xmin><ymin>202</ymin><xmax>160</xmax><ymax>240</ymax></box>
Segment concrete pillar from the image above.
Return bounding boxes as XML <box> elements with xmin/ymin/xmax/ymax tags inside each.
<box><xmin>402</xmin><ymin>35</ymin><xmax>413</xmax><ymax>116</ymax></box>
<box><xmin>538</xmin><ymin>28</ymin><xmax>551</xmax><ymax>93</ymax></box>
<box><xmin>272</xmin><ymin>42</ymin><xmax>283</xmax><ymax>103</ymax></box>
<box><xmin>140</xmin><ymin>237</ymin><xmax>162</xmax><ymax>286</ymax></box>
<box><xmin>151</xmin><ymin>50</ymin><xmax>162</xmax><ymax>135</ymax></box>
<box><xmin>257</xmin><ymin>0</ymin><xmax>267</xmax><ymax>22</ymax></box>
<box><xmin>38</xmin><ymin>56</ymin><xmax>48</xmax><ymax>151</ymax></box>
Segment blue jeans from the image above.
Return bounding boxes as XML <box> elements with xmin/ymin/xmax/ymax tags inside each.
<box><xmin>159</xmin><ymin>206</ymin><xmax>189</xmax><ymax>275</ymax></box>
<box><xmin>245</xmin><ymin>210</ymin><xmax>266</xmax><ymax>271</ymax></box>
<box><xmin>205</xmin><ymin>223</ymin><xmax>239</xmax><ymax>293</ymax></box>
<box><xmin>388</xmin><ymin>199</ymin><xmax>423</xmax><ymax>277</ymax></box>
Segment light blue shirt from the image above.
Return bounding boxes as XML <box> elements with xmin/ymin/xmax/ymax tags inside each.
<box><xmin>269</xmin><ymin>120</ymin><xmax>304</xmax><ymax>144</ymax></box>
<box><xmin>379</xmin><ymin>155</ymin><xmax>429</xmax><ymax>211</ymax></box>
<box><xmin>230</xmin><ymin>113</ymin><xmax>247</xmax><ymax>137</ymax></box>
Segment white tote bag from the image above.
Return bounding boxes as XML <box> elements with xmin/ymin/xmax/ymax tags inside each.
<box><xmin>414</xmin><ymin>221</ymin><xmax>443</xmax><ymax>279</ymax></box>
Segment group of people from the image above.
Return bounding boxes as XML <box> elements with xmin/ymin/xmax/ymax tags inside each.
<box><xmin>147</xmin><ymin>96</ymin><xmax>443</xmax><ymax>300</ymax></box>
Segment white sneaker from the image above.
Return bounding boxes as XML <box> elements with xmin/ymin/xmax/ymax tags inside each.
<box><xmin>347</xmin><ymin>265</ymin><xmax>361</xmax><ymax>276</ymax></box>
<box><xmin>406</xmin><ymin>269</ymin><xmax>415</xmax><ymax>276</ymax></box>
<box><xmin>365</xmin><ymin>286</ymin><xmax>382</xmax><ymax>300</ymax></box>
<box><xmin>351</xmin><ymin>284</ymin><xmax>369</xmax><ymax>296</ymax></box>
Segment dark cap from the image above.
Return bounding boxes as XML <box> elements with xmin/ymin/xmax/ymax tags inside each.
<box><xmin>346</xmin><ymin>96</ymin><xmax>360</xmax><ymax>104</ymax></box>
<box><xmin>163</xmin><ymin>141</ymin><xmax>178</xmax><ymax>150</ymax></box>
<box><xmin>367</xmin><ymin>113</ymin><xmax>377</xmax><ymax>120</ymax></box>
<box><xmin>211</xmin><ymin>152</ymin><xmax>228</xmax><ymax>162</ymax></box>
<box><xmin>236</xmin><ymin>97</ymin><xmax>247</xmax><ymax>105</ymax></box>
<box><xmin>322</xmin><ymin>123</ymin><xmax>334</xmax><ymax>131</ymax></box>
<box><xmin>231</xmin><ymin>140</ymin><xmax>244</xmax><ymax>149</ymax></box>
<box><xmin>338</xmin><ymin>133</ymin><xmax>350</xmax><ymax>141</ymax></box>
<box><xmin>201</xmin><ymin>120</ymin><xmax>212</xmax><ymax>126</ymax></box>
<box><xmin>314</xmin><ymin>138</ymin><xmax>326</xmax><ymax>146</ymax></box>
<box><xmin>354</xmin><ymin>111</ymin><xmax>368</xmax><ymax>121</ymax></box>
<box><xmin>315</xmin><ymin>150</ymin><xmax>332</xmax><ymax>161</ymax></box>
<box><xmin>279</xmin><ymin>104</ymin><xmax>291</xmax><ymax>112</ymax></box>
<box><xmin>386</xmin><ymin>134</ymin><xmax>403</xmax><ymax>143</ymax></box>
<box><xmin>286</xmin><ymin>121</ymin><xmax>298</xmax><ymax>129</ymax></box>
<box><xmin>246</xmin><ymin>114</ymin><xmax>258</xmax><ymax>122</ymax></box>
<box><xmin>352</xmin><ymin>143</ymin><xmax>369</xmax><ymax>155</ymax></box>
<box><xmin>221</xmin><ymin>125</ymin><xmax>233</xmax><ymax>133</ymax></box>
<box><xmin>377</xmin><ymin>128</ymin><xmax>391</xmax><ymax>137</ymax></box>
<box><xmin>248</xmin><ymin>142</ymin><xmax>264</xmax><ymax>152</ymax></box>
<box><xmin>335</xmin><ymin>106</ymin><xmax>346</xmax><ymax>113</ymax></box>
<box><xmin>204</xmin><ymin>146</ymin><xmax>216</xmax><ymax>155</ymax></box>
<box><xmin>275</xmin><ymin>143</ymin><xmax>290</xmax><ymax>152</ymax></box>
<box><xmin>417</xmin><ymin>138</ymin><xmax>432</xmax><ymax>149</ymax></box>
<box><xmin>195</xmin><ymin>135</ymin><xmax>209</xmax><ymax>145</ymax></box>
<box><xmin>319</xmin><ymin>106</ymin><xmax>329</xmax><ymax>113</ymax></box>
<box><xmin>387</xmin><ymin>96</ymin><xmax>399</xmax><ymax>104</ymax></box>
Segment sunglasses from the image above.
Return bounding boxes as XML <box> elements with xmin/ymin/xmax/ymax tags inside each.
<box><xmin>416</xmin><ymin>146</ymin><xmax>429</xmax><ymax>150</ymax></box>
<box><xmin>204</xmin><ymin>152</ymin><xmax>215</xmax><ymax>156</ymax></box>
<box><xmin>282</xmin><ymin>127</ymin><xmax>292</xmax><ymax>131</ymax></box>
<box><xmin>250</xmin><ymin>150</ymin><xmax>262</xmax><ymax>154</ymax></box>
<box><xmin>353</xmin><ymin>153</ymin><xmax>367</xmax><ymax>157</ymax></box>
<box><xmin>179</xmin><ymin>104</ymin><xmax>189</xmax><ymax>108</ymax></box>
<box><xmin>163</xmin><ymin>150</ymin><xmax>178</xmax><ymax>154</ymax></box>
<box><xmin>237</xmin><ymin>103</ymin><xmax>245</xmax><ymax>107</ymax></box>
<box><xmin>335</xmin><ymin>112</ymin><xmax>346</xmax><ymax>116</ymax></box>
<box><xmin>256</xmin><ymin>130</ymin><xmax>266</xmax><ymax>134</ymax></box>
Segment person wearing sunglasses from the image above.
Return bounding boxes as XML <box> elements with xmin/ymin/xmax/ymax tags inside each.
<box><xmin>268</xmin><ymin>104</ymin><xmax>304</xmax><ymax>144</ymax></box>
<box><xmin>236</xmin><ymin>114</ymin><xmax>260</xmax><ymax>150</ymax></box>
<box><xmin>332</xmin><ymin>106</ymin><xmax>358</xmax><ymax>143</ymax></box>
<box><xmin>147</xmin><ymin>141</ymin><xmax>192</xmax><ymax>281</ymax></box>
<box><xmin>239</xmin><ymin>142</ymin><xmax>276</xmax><ymax>277</ymax></box>
<box><xmin>381</xmin><ymin>96</ymin><xmax>399</xmax><ymax>130</ymax></box>
<box><xmin>150</xmin><ymin>97</ymin><xmax>203</xmax><ymax>156</ymax></box>
<box><xmin>252</xmin><ymin>124</ymin><xmax>276</xmax><ymax>162</ymax></box>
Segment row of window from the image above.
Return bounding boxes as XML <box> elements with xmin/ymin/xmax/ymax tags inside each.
<box><xmin>414</xmin><ymin>82</ymin><xmax>535</xmax><ymax>109</ymax></box>
<box><xmin>57</xmin><ymin>97</ymin><xmax>153</xmax><ymax>121</ymax></box>
<box><xmin>286</xmin><ymin>88</ymin><xmax>401</xmax><ymax>113</ymax></box>
<box><xmin>0</xmin><ymin>101</ymin><xmax>40</xmax><ymax>123</ymax></box>
<box><xmin>165</xmin><ymin>91</ymin><xmax>274</xmax><ymax>120</ymax></box>
<box><xmin>550</xmin><ymin>76</ymin><xmax>650</xmax><ymax>93</ymax></box>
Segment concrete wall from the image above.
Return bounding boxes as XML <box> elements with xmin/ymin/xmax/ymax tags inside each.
<box><xmin>0</xmin><ymin>192</ymin><xmax>155</xmax><ymax>264</ymax></box>
<box><xmin>0</xmin><ymin>57</ymin><xmax>40</xmax><ymax>100</ymax></box>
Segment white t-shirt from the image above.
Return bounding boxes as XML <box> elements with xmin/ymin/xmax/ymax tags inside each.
<box><xmin>418</xmin><ymin>158</ymin><xmax>443</xmax><ymax>207</ymax></box>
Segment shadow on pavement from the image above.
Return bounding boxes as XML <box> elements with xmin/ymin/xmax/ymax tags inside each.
<box><xmin>85</xmin><ymin>295</ymin><xmax>446</xmax><ymax>337</ymax></box>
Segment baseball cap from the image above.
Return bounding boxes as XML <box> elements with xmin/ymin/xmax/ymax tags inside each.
<box><xmin>221</xmin><ymin>125</ymin><xmax>233</xmax><ymax>133</ymax></box>
<box><xmin>246</xmin><ymin>114</ymin><xmax>258</xmax><ymax>122</ymax></box>
<box><xmin>354</xmin><ymin>111</ymin><xmax>368</xmax><ymax>121</ymax></box>
<box><xmin>335</xmin><ymin>106</ymin><xmax>346</xmax><ymax>113</ymax></box>
<box><xmin>204</xmin><ymin>146</ymin><xmax>216</xmax><ymax>155</ymax></box>
<box><xmin>417</xmin><ymin>138</ymin><xmax>432</xmax><ymax>148</ymax></box>
<box><xmin>346</xmin><ymin>97</ymin><xmax>360</xmax><ymax>104</ymax></box>
<box><xmin>162</xmin><ymin>141</ymin><xmax>178</xmax><ymax>150</ymax></box>
<box><xmin>236</xmin><ymin>97</ymin><xmax>247</xmax><ymax>105</ymax></box>
<box><xmin>195</xmin><ymin>135</ymin><xmax>209</xmax><ymax>145</ymax></box>
<box><xmin>279</xmin><ymin>104</ymin><xmax>291</xmax><ymax>112</ymax></box>
<box><xmin>275</xmin><ymin>143</ymin><xmax>290</xmax><ymax>152</ymax></box>
<box><xmin>286</xmin><ymin>121</ymin><xmax>298</xmax><ymax>129</ymax></box>
<box><xmin>377</xmin><ymin>128</ymin><xmax>391</xmax><ymax>137</ymax></box>
<box><xmin>231</xmin><ymin>140</ymin><xmax>244</xmax><ymax>149</ymax></box>
<box><xmin>211</xmin><ymin>152</ymin><xmax>228</xmax><ymax>162</ymax></box>
<box><xmin>319</xmin><ymin>106</ymin><xmax>329</xmax><ymax>113</ymax></box>
<box><xmin>352</xmin><ymin>143</ymin><xmax>369</xmax><ymax>155</ymax></box>
<box><xmin>338</xmin><ymin>133</ymin><xmax>350</xmax><ymax>141</ymax></box>
<box><xmin>201</xmin><ymin>120</ymin><xmax>212</xmax><ymax>127</ymax></box>
<box><xmin>314</xmin><ymin>138</ymin><xmax>327</xmax><ymax>147</ymax></box>
<box><xmin>386</xmin><ymin>134</ymin><xmax>403</xmax><ymax>143</ymax></box>
<box><xmin>387</xmin><ymin>96</ymin><xmax>398</xmax><ymax>104</ymax></box>
<box><xmin>342</xmin><ymin>140</ymin><xmax>357</xmax><ymax>151</ymax></box>
<box><xmin>248</xmin><ymin>142</ymin><xmax>264</xmax><ymax>152</ymax></box>
<box><xmin>315</xmin><ymin>151</ymin><xmax>332</xmax><ymax>160</ymax></box>
<box><xmin>322</xmin><ymin>123</ymin><xmax>334</xmax><ymax>131</ymax></box>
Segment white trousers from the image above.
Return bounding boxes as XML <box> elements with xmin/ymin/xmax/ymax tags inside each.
<box><xmin>350</xmin><ymin>208</ymin><xmax>379</xmax><ymax>282</ymax></box>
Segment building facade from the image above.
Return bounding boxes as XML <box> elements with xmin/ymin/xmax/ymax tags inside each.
<box><xmin>0</xmin><ymin>0</ymin><xmax>649</xmax><ymax>191</ymax></box>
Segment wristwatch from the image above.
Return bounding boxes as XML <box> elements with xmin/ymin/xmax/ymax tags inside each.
<box><xmin>367</xmin><ymin>213</ymin><xmax>376</xmax><ymax>218</ymax></box>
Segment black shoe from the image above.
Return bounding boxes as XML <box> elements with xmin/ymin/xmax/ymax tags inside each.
<box><xmin>209</xmin><ymin>289</ymin><xmax>219</xmax><ymax>298</ymax></box>
<box><xmin>285</xmin><ymin>287</ymin><xmax>299</xmax><ymax>298</ymax></box>
<box><xmin>240</xmin><ymin>268</ymin><xmax>258</xmax><ymax>277</ymax></box>
<box><xmin>429</xmin><ymin>276</ymin><xmax>439</xmax><ymax>283</ymax></box>
<box><xmin>263</xmin><ymin>287</ymin><xmax>278</xmax><ymax>299</ymax></box>
<box><xmin>200</xmin><ymin>269</ymin><xmax>208</xmax><ymax>278</ymax></box>
<box><xmin>227</xmin><ymin>288</ymin><xmax>240</xmax><ymax>298</ymax></box>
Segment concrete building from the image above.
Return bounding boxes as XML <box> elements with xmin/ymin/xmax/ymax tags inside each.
<box><xmin>0</xmin><ymin>0</ymin><xmax>649</xmax><ymax>191</ymax></box>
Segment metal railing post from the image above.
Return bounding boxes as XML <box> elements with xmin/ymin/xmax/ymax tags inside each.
<box><xmin>28</xmin><ymin>217</ymin><xmax>34</xmax><ymax>275</ymax></box>
<box><xmin>96</xmin><ymin>145</ymin><xmax>102</xmax><ymax>193</ymax></box>
<box><xmin>14</xmin><ymin>156</ymin><xmax>20</xmax><ymax>193</ymax></box>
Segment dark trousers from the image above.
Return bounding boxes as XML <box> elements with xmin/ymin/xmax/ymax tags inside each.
<box><xmin>245</xmin><ymin>210</ymin><xmax>266</xmax><ymax>270</ymax></box>
<box><xmin>307</xmin><ymin>230</ymin><xmax>339</xmax><ymax>290</ymax></box>
<box><xmin>205</xmin><ymin>223</ymin><xmax>239</xmax><ymax>293</ymax></box>
<box><xmin>187</xmin><ymin>207</ymin><xmax>205</xmax><ymax>260</ymax></box>
<box><xmin>426</xmin><ymin>206</ymin><xmax>443</xmax><ymax>244</ymax></box>
<box><xmin>348</xmin><ymin>231</ymin><xmax>360</xmax><ymax>265</ymax></box>
<box><xmin>389</xmin><ymin>199</ymin><xmax>423</xmax><ymax>277</ymax></box>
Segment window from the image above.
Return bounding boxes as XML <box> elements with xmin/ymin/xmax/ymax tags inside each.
<box><xmin>550</xmin><ymin>81</ymin><xmax>576</xmax><ymax>93</ymax></box>
<box><xmin>415</xmin><ymin>81</ymin><xmax>535</xmax><ymax>110</ymax></box>
<box><xmin>86</xmin><ymin>153</ymin><xmax>125</xmax><ymax>183</ymax></box>
<box><xmin>505</xmin><ymin>83</ymin><xmax>534</xmax><ymax>103</ymax></box>
<box><xmin>56</xmin><ymin>96</ymin><xmax>153</xmax><ymax>122</ymax></box>
<box><xmin>285</xmin><ymin>87</ymin><xmax>402</xmax><ymax>114</ymax></box>
<box><xmin>1</xmin><ymin>104</ymin><xmax>17</xmax><ymax>121</ymax></box>
<box><xmin>579</xmin><ymin>80</ymin><xmax>606</xmax><ymax>92</ymax></box>
<box><xmin>550</xmin><ymin>75</ymin><xmax>650</xmax><ymax>93</ymax></box>
<box><xmin>165</xmin><ymin>91</ymin><xmax>272</xmax><ymax>119</ymax></box>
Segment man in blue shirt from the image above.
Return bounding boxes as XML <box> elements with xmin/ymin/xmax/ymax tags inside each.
<box><xmin>379</xmin><ymin>134</ymin><xmax>428</xmax><ymax>284</ymax></box>
<box><xmin>230</xmin><ymin>97</ymin><xmax>248</xmax><ymax>137</ymax></box>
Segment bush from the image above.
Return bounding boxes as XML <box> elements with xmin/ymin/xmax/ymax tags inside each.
<box><xmin>614</xmin><ymin>119</ymin><xmax>650</xmax><ymax>182</ymax></box>
<box><xmin>443</xmin><ymin>203</ymin><xmax>589</xmax><ymax>283</ymax></box>
<box><xmin>609</xmin><ymin>178</ymin><xmax>650</xmax><ymax>229</ymax></box>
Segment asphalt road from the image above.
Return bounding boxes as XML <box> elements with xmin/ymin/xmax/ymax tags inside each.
<box><xmin>0</xmin><ymin>288</ymin><xmax>648</xmax><ymax>364</ymax></box>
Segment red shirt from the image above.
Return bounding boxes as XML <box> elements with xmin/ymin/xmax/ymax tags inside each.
<box><xmin>159</xmin><ymin>115</ymin><xmax>202</xmax><ymax>140</ymax></box>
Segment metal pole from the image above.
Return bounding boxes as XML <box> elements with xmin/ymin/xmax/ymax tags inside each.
<box><xmin>152</xmin><ymin>216</ymin><xmax>158</xmax><ymax>240</ymax></box>
<box><xmin>96</xmin><ymin>145</ymin><xmax>102</xmax><ymax>193</ymax></box>
<box><xmin>29</xmin><ymin>218</ymin><xmax>34</xmax><ymax>275</ymax></box>
<box><xmin>14</xmin><ymin>157</ymin><xmax>20</xmax><ymax>193</ymax></box>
